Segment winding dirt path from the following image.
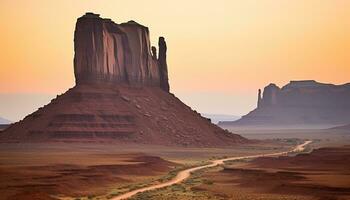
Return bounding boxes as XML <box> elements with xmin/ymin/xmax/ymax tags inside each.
<box><xmin>112</xmin><ymin>140</ymin><xmax>312</xmax><ymax>200</ymax></box>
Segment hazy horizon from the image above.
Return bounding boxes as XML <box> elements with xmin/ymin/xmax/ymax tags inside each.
<box><xmin>1</xmin><ymin>0</ymin><xmax>349</xmax><ymax>121</ymax></box>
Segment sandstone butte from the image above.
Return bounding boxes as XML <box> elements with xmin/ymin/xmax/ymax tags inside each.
<box><xmin>0</xmin><ymin>13</ymin><xmax>247</xmax><ymax>147</ymax></box>
<box><xmin>220</xmin><ymin>80</ymin><xmax>350</xmax><ymax>127</ymax></box>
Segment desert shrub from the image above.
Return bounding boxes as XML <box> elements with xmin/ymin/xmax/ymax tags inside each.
<box><xmin>203</xmin><ymin>179</ymin><xmax>214</xmax><ymax>185</ymax></box>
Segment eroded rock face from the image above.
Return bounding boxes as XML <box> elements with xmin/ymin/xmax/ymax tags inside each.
<box><xmin>260</xmin><ymin>83</ymin><xmax>280</xmax><ymax>107</ymax></box>
<box><xmin>74</xmin><ymin>13</ymin><xmax>169</xmax><ymax>91</ymax></box>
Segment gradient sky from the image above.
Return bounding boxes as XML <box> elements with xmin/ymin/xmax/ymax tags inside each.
<box><xmin>1</xmin><ymin>0</ymin><xmax>350</xmax><ymax>121</ymax></box>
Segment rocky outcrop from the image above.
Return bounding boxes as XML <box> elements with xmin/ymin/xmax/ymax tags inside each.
<box><xmin>257</xmin><ymin>89</ymin><xmax>262</xmax><ymax>108</ymax></box>
<box><xmin>220</xmin><ymin>80</ymin><xmax>350</xmax><ymax>127</ymax></box>
<box><xmin>0</xmin><ymin>13</ymin><xmax>247</xmax><ymax>146</ymax></box>
<box><xmin>74</xmin><ymin>13</ymin><xmax>169</xmax><ymax>91</ymax></box>
<box><xmin>158</xmin><ymin>37</ymin><xmax>170</xmax><ymax>92</ymax></box>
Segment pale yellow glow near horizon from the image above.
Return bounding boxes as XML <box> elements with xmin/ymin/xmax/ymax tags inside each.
<box><xmin>0</xmin><ymin>0</ymin><xmax>349</xmax><ymax>95</ymax></box>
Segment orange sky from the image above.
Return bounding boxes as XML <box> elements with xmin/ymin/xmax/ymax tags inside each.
<box><xmin>0</xmin><ymin>0</ymin><xmax>350</xmax><ymax>120</ymax></box>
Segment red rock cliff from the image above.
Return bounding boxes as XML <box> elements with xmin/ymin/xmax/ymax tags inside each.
<box><xmin>74</xmin><ymin>12</ymin><xmax>169</xmax><ymax>91</ymax></box>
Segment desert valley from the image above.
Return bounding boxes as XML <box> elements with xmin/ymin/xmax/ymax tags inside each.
<box><xmin>1</xmin><ymin>7</ymin><xmax>350</xmax><ymax>200</ymax></box>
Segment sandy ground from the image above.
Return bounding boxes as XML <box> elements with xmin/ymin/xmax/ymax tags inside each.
<box><xmin>197</xmin><ymin>145</ymin><xmax>350</xmax><ymax>200</ymax></box>
<box><xmin>1</xmin><ymin>129</ymin><xmax>348</xmax><ymax>200</ymax></box>
<box><xmin>111</xmin><ymin>141</ymin><xmax>311</xmax><ymax>200</ymax></box>
<box><xmin>0</xmin><ymin>146</ymin><xmax>177</xmax><ymax>200</ymax></box>
<box><xmin>0</xmin><ymin>141</ymin><xmax>292</xmax><ymax>200</ymax></box>
<box><xmin>122</xmin><ymin>137</ymin><xmax>349</xmax><ymax>200</ymax></box>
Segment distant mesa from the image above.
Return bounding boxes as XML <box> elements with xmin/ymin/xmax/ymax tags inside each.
<box><xmin>219</xmin><ymin>80</ymin><xmax>350</xmax><ymax>128</ymax></box>
<box><xmin>0</xmin><ymin>13</ymin><xmax>247</xmax><ymax>146</ymax></box>
<box><xmin>0</xmin><ymin>117</ymin><xmax>12</xmax><ymax>125</ymax></box>
<box><xmin>201</xmin><ymin>114</ymin><xmax>240</xmax><ymax>124</ymax></box>
<box><xmin>0</xmin><ymin>117</ymin><xmax>12</xmax><ymax>132</ymax></box>
<box><xmin>329</xmin><ymin>123</ymin><xmax>350</xmax><ymax>131</ymax></box>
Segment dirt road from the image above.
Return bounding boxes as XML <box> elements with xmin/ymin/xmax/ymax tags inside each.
<box><xmin>112</xmin><ymin>140</ymin><xmax>312</xmax><ymax>200</ymax></box>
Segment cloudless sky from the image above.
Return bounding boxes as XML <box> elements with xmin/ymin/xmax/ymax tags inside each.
<box><xmin>0</xmin><ymin>0</ymin><xmax>349</xmax><ymax>121</ymax></box>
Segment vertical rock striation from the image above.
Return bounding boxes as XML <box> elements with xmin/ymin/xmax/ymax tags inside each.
<box><xmin>74</xmin><ymin>12</ymin><xmax>169</xmax><ymax>91</ymax></box>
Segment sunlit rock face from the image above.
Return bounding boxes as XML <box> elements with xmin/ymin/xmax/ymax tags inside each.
<box><xmin>74</xmin><ymin>12</ymin><xmax>169</xmax><ymax>91</ymax></box>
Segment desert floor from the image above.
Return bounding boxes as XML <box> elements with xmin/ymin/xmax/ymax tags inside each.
<box><xmin>0</xmin><ymin>138</ymin><xmax>294</xmax><ymax>200</ymax></box>
<box><xmin>0</xmin><ymin>129</ymin><xmax>349</xmax><ymax>200</ymax></box>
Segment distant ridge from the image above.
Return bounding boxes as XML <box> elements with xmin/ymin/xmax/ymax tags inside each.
<box><xmin>0</xmin><ymin>117</ymin><xmax>11</xmax><ymax>132</ymax></box>
<box><xmin>0</xmin><ymin>117</ymin><xmax>12</xmax><ymax>125</ymax></box>
<box><xmin>219</xmin><ymin>80</ymin><xmax>350</xmax><ymax>128</ymax></box>
<box><xmin>201</xmin><ymin>114</ymin><xmax>240</xmax><ymax>124</ymax></box>
<box><xmin>329</xmin><ymin>123</ymin><xmax>350</xmax><ymax>131</ymax></box>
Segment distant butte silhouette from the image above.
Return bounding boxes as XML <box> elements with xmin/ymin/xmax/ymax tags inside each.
<box><xmin>0</xmin><ymin>13</ymin><xmax>247</xmax><ymax>146</ymax></box>
<box><xmin>220</xmin><ymin>80</ymin><xmax>350</xmax><ymax>127</ymax></box>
